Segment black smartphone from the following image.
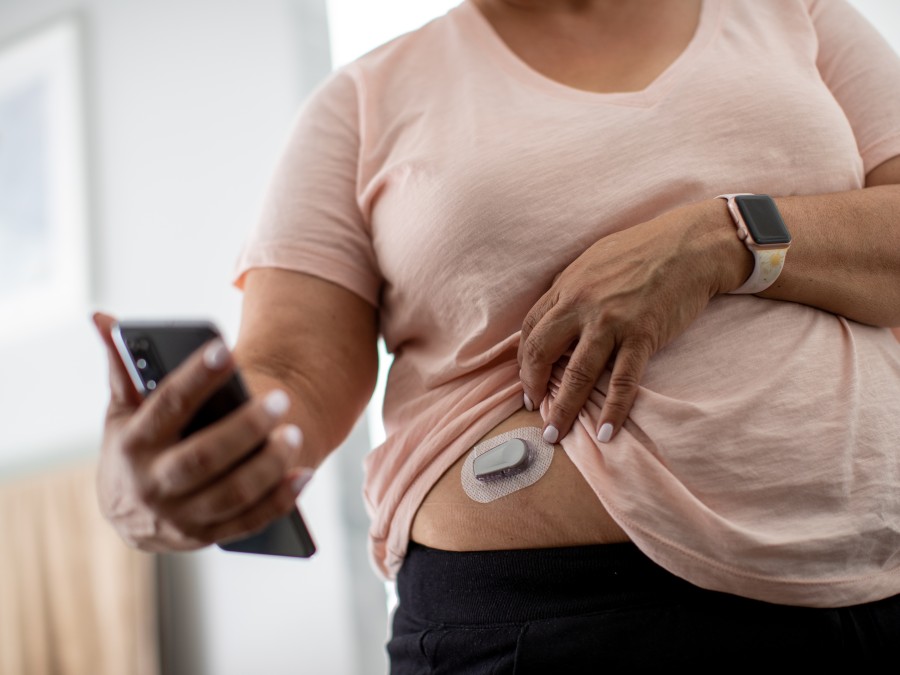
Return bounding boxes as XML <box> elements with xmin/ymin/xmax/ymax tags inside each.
<box><xmin>111</xmin><ymin>320</ymin><xmax>316</xmax><ymax>558</ymax></box>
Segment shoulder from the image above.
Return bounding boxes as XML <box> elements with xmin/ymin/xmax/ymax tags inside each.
<box><xmin>337</xmin><ymin>5</ymin><xmax>466</xmax><ymax>98</ymax></box>
<box><xmin>715</xmin><ymin>0</ymin><xmax>880</xmax><ymax>66</ymax></box>
<box><xmin>301</xmin><ymin>4</ymin><xmax>467</xmax><ymax>143</ymax></box>
<box><xmin>719</xmin><ymin>0</ymin><xmax>816</xmax><ymax>31</ymax></box>
<box><xmin>351</xmin><ymin>6</ymin><xmax>462</xmax><ymax>68</ymax></box>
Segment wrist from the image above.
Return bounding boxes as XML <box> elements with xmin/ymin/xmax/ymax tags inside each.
<box><xmin>691</xmin><ymin>198</ymin><xmax>755</xmax><ymax>295</ymax></box>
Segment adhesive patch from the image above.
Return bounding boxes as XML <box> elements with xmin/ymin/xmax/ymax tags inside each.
<box><xmin>461</xmin><ymin>427</ymin><xmax>554</xmax><ymax>503</ymax></box>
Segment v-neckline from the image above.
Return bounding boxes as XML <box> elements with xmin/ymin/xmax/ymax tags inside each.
<box><xmin>458</xmin><ymin>0</ymin><xmax>722</xmax><ymax>107</ymax></box>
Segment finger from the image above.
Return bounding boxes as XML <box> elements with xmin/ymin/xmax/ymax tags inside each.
<box><xmin>151</xmin><ymin>392</ymin><xmax>299</xmax><ymax>499</ymax></box>
<box><xmin>125</xmin><ymin>337</ymin><xmax>235</xmax><ymax>448</ymax></box>
<box><xmin>143</xmin><ymin>461</ymin><xmax>312</xmax><ymax>552</ymax></box>
<box><xmin>201</xmin><ymin>476</ymin><xmax>307</xmax><ymax>547</ymax></box>
<box><xmin>285</xmin><ymin>466</ymin><xmax>314</xmax><ymax>496</ymax></box>
<box><xmin>517</xmin><ymin>287</ymin><xmax>558</xmax><ymax>369</ymax></box>
<box><xmin>92</xmin><ymin>311</ymin><xmax>143</xmax><ymax>413</ymax></box>
<box><xmin>518</xmin><ymin>306</ymin><xmax>578</xmax><ymax>414</ymax></box>
<box><xmin>543</xmin><ymin>331</ymin><xmax>615</xmax><ymax>443</ymax></box>
<box><xmin>171</xmin><ymin>433</ymin><xmax>294</xmax><ymax>526</ymax></box>
<box><xmin>596</xmin><ymin>340</ymin><xmax>651</xmax><ymax>443</ymax></box>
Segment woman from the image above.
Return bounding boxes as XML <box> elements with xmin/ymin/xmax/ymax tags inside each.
<box><xmin>95</xmin><ymin>0</ymin><xmax>900</xmax><ymax>669</ymax></box>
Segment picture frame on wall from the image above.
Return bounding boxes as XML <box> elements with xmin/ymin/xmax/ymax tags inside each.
<box><xmin>0</xmin><ymin>17</ymin><xmax>89</xmax><ymax>339</ymax></box>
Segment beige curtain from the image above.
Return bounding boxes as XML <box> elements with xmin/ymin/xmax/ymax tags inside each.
<box><xmin>0</xmin><ymin>461</ymin><xmax>159</xmax><ymax>675</ymax></box>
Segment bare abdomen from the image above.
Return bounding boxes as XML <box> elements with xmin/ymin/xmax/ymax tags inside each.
<box><xmin>410</xmin><ymin>409</ymin><xmax>630</xmax><ymax>551</ymax></box>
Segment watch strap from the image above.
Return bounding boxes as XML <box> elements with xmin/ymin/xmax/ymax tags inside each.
<box><xmin>717</xmin><ymin>193</ymin><xmax>788</xmax><ymax>295</ymax></box>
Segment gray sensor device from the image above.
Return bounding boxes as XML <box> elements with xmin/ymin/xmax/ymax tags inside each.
<box><xmin>472</xmin><ymin>438</ymin><xmax>531</xmax><ymax>482</ymax></box>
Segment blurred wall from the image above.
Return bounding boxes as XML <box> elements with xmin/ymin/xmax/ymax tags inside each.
<box><xmin>0</xmin><ymin>0</ymin><xmax>385</xmax><ymax>673</ymax></box>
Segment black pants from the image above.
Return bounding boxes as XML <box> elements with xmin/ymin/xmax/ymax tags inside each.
<box><xmin>388</xmin><ymin>542</ymin><xmax>900</xmax><ymax>673</ymax></box>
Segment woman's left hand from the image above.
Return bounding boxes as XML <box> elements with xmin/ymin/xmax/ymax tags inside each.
<box><xmin>518</xmin><ymin>199</ymin><xmax>750</xmax><ymax>444</ymax></box>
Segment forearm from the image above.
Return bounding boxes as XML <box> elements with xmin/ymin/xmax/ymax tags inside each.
<box><xmin>702</xmin><ymin>186</ymin><xmax>900</xmax><ymax>327</ymax></box>
<box><xmin>766</xmin><ymin>186</ymin><xmax>900</xmax><ymax>325</ymax></box>
<box><xmin>237</xmin><ymin>358</ymin><xmax>374</xmax><ymax>470</ymax></box>
<box><xmin>233</xmin><ymin>269</ymin><xmax>380</xmax><ymax>470</ymax></box>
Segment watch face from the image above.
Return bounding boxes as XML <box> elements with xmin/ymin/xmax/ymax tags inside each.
<box><xmin>736</xmin><ymin>195</ymin><xmax>791</xmax><ymax>245</ymax></box>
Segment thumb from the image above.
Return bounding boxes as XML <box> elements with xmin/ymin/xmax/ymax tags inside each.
<box><xmin>92</xmin><ymin>311</ymin><xmax>143</xmax><ymax>413</ymax></box>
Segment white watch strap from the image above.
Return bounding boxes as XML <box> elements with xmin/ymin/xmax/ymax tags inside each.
<box><xmin>717</xmin><ymin>193</ymin><xmax>788</xmax><ymax>295</ymax></box>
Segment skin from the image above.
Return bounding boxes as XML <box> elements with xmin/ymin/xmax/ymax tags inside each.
<box><xmin>94</xmin><ymin>0</ymin><xmax>900</xmax><ymax>551</ymax></box>
<box><xmin>472</xmin><ymin>0</ymin><xmax>702</xmax><ymax>95</ymax></box>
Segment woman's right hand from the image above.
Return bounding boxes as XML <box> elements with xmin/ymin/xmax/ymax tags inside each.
<box><xmin>92</xmin><ymin>312</ymin><xmax>311</xmax><ymax>552</ymax></box>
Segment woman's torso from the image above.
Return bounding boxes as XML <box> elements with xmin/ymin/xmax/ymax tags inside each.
<box><xmin>411</xmin><ymin>0</ymin><xmax>702</xmax><ymax>551</ymax></box>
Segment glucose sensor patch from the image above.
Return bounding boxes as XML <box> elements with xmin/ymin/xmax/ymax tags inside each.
<box><xmin>461</xmin><ymin>427</ymin><xmax>554</xmax><ymax>503</ymax></box>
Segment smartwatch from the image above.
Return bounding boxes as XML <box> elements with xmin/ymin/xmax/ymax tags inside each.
<box><xmin>716</xmin><ymin>194</ymin><xmax>792</xmax><ymax>295</ymax></box>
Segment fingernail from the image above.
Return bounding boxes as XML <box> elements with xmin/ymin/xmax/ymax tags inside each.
<box><xmin>543</xmin><ymin>425</ymin><xmax>559</xmax><ymax>444</ymax></box>
<box><xmin>290</xmin><ymin>470</ymin><xmax>313</xmax><ymax>496</ymax></box>
<box><xmin>523</xmin><ymin>393</ymin><xmax>534</xmax><ymax>412</ymax></box>
<box><xmin>597</xmin><ymin>423</ymin><xmax>614</xmax><ymax>443</ymax></box>
<box><xmin>203</xmin><ymin>339</ymin><xmax>230</xmax><ymax>370</ymax></box>
<box><xmin>264</xmin><ymin>389</ymin><xmax>290</xmax><ymax>417</ymax></box>
<box><xmin>283</xmin><ymin>424</ymin><xmax>303</xmax><ymax>449</ymax></box>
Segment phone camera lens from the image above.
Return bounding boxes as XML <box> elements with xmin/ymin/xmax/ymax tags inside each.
<box><xmin>136</xmin><ymin>358</ymin><xmax>148</xmax><ymax>370</ymax></box>
<box><xmin>146</xmin><ymin>380</ymin><xmax>157</xmax><ymax>391</ymax></box>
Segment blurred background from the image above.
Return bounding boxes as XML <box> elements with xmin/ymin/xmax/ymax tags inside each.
<box><xmin>0</xmin><ymin>1</ymin><xmax>898</xmax><ymax>673</ymax></box>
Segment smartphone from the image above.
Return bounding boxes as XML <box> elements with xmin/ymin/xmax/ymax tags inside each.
<box><xmin>112</xmin><ymin>320</ymin><xmax>316</xmax><ymax>558</ymax></box>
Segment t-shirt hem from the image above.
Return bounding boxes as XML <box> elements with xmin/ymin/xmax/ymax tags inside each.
<box><xmin>232</xmin><ymin>244</ymin><xmax>380</xmax><ymax>307</ymax></box>
<box><xmin>600</xmin><ymin>500</ymin><xmax>900</xmax><ymax>608</ymax></box>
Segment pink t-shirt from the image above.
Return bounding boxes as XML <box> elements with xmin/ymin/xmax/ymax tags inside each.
<box><xmin>235</xmin><ymin>0</ymin><xmax>900</xmax><ymax>606</ymax></box>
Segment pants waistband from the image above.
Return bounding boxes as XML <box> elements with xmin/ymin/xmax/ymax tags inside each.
<box><xmin>397</xmin><ymin>541</ymin><xmax>706</xmax><ymax>625</ymax></box>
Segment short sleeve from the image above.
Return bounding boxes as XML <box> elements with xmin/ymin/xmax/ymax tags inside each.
<box><xmin>233</xmin><ymin>68</ymin><xmax>381</xmax><ymax>307</ymax></box>
<box><xmin>807</xmin><ymin>0</ymin><xmax>900</xmax><ymax>174</ymax></box>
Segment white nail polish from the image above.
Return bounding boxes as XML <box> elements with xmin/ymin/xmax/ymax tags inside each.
<box><xmin>283</xmin><ymin>424</ymin><xmax>303</xmax><ymax>449</ymax></box>
<box><xmin>291</xmin><ymin>470</ymin><xmax>313</xmax><ymax>496</ymax></box>
<box><xmin>203</xmin><ymin>339</ymin><xmax>229</xmax><ymax>369</ymax></box>
<box><xmin>264</xmin><ymin>389</ymin><xmax>290</xmax><ymax>417</ymax></box>
<box><xmin>543</xmin><ymin>425</ymin><xmax>559</xmax><ymax>444</ymax></box>
<box><xmin>597</xmin><ymin>423</ymin><xmax>614</xmax><ymax>443</ymax></box>
<box><xmin>523</xmin><ymin>393</ymin><xmax>534</xmax><ymax>412</ymax></box>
